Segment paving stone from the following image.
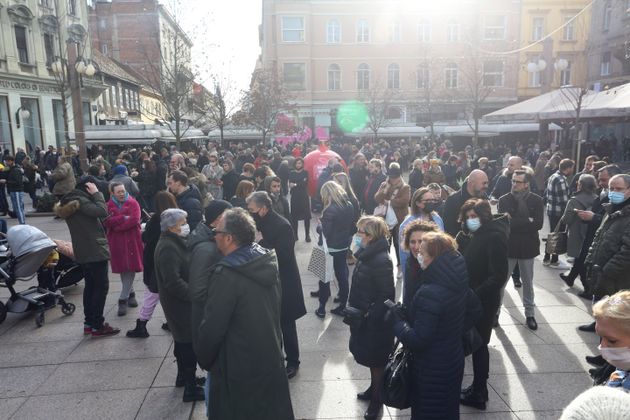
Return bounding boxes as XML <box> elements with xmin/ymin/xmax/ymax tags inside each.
<box><xmin>530</xmin><ymin>322</ymin><xmax>601</xmax><ymax>345</ymax></box>
<box><xmin>488</xmin><ymin>373</ymin><xmax>591</xmax><ymax>412</ymax></box>
<box><xmin>135</xmin><ymin>387</ymin><xmax>194</xmax><ymax>420</ymax></box>
<box><xmin>0</xmin><ymin>366</ymin><xmax>57</xmax><ymax>398</ymax></box>
<box><xmin>0</xmin><ymin>340</ymin><xmax>79</xmax><ymax>368</ymax></box>
<box><xmin>293</xmin><ymin>350</ymin><xmax>371</xmax><ymax>382</ymax></box>
<box><xmin>514</xmin><ymin>410</ymin><xmax>564</xmax><ymax>420</ymax></box>
<box><xmin>0</xmin><ymin>397</ymin><xmax>26</xmax><ymax>420</ymax></box>
<box><xmin>152</xmin><ymin>352</ymin><xmax>205</xmax><ymax>388</ymax></box>
<box><xmin>33</xmin><ymin>358</ymin><xmax>163</xmax><ymax>395</ymax></box>
<box><xmin>65</xmin><ymin>334</ymin><xmax>172</xmax><ymax>363</ymax></box>
<box><xmin>289</xmin><ymin>379</ymin><xmax>375</xmax><ymax>419</ymax></box>
<box><xmin>0</xmin><ymin>321</ymin><xmax>87</xmax><ymax>343</ymax></box>
<box><xmin>11</xmin><ymin>389</ymin><xmax>146</xmax><ymax>420</ymax></box>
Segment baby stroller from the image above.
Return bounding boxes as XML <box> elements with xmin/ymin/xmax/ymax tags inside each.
<box><xmin>38</xmin><ymin>239</ymin><xmax>84</xmax><ymax>290</ymax></box>
<box><xmin>0</xmin><ymin>225</ymin><xmax>76</xmax><ymax>327</ymax></box>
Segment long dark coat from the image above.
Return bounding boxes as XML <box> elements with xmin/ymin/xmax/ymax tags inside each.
<box><xmin>258</xmin><ymin>210</ymin><xmax>307</xmax><ymax>323</ymax></box>
<box><xmin>289</xmin><ymin>169</ymin><xmax>310</xmax><ymax>220</ymax></box>
<box><xmin>141</xmin><ymin>213</ymin><xmax>161</xmax><ymax>293</ymax></box>
<box><xmin>497</xmin><ymin>192</ymin><xmax>544</xmax><ymax>259</ymax></box>
<box><xmin>456</xmin><ymin>215</ymin><xmax>509</xmax><ymax>343</ymax></box>
<box><xmin>154</xmin><ymin>231</ymin><xmax>192</xmax><ymax>343</ymax></box>
<box><xmin>348</xmin><ymin>237</ymin><xmax>395</xmax><ymax>367</ymax></box>
<box><xmin>393</xmin><ymin>251</ymin><xmax>471</xmax><ymax>420</ymax></box>
<box><xmin>221</xmin><ymin>169</ymin><xmax>240</xmax><ymax>201</ymax></box>
<box><xmin>194</xmin><ymin>245</ymin><xmax>295</xmax><ymax>420</ymax></box>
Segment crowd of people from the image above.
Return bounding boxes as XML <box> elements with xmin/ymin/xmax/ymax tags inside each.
<box><xmin>1</xmin><ymin>135</ymin><xmax>627</xmax><ymax>419</ymax></box>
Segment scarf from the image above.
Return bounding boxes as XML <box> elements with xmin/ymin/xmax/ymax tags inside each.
<box><xmin>112</xmin><ymin>192</ymin><xmax>129</xmax><ymax>209</ymax></box>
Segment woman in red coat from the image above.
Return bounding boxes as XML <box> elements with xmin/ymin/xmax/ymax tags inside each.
<box><xmin>104</xmin><ymin>182</ymin><xmax>144</xmax><ymax>316</ymax></box>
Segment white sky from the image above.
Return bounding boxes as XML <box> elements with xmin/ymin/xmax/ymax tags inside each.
<box><xmin>177</xmin><ymin>0</ymin><xmax>262</xmax><ymax>102</ymax></box>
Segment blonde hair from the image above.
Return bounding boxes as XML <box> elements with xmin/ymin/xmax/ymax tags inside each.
<box><xmin>333</xmin><ymin>172</ymin><xmax>357</xmax><ymax>201</ymax></box>
<box><xmin>593</xmin><ymin>290</ymin><xmax>630</xmax><ymax>333</ymax></box>
<box><xmin>420</xmin><ymin>231</ymin><xmax>458</xmax><ymax>259</ymax></box>
<box><xmin>321</xmin><ymin>180</ymin><xmax>347</xmax><ymax>210</ymax></box>
<box><xmin>357</xmin><ymin>215</ymin><xmax>390</xmax><ymax>241</ymax></box>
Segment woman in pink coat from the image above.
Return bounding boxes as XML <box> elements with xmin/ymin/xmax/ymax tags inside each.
<box><xmin>104</xmin><ymin>182</ymin><xmax>144</xmax><ymax>316</ymax></box>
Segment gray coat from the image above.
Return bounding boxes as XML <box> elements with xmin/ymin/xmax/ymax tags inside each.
<box><xmin>154</xmin><ymin>231</ymin><xmax>192</xmax><ymax>343</ymax></box>
<box><xmin>561</xmin><ymin>191</ymin><xmax>596</xmax><ymax>258</ymax></box>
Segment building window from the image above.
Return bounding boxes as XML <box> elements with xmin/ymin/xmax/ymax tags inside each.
<box><xmin>326</xmin><ymin>19</ymin><xmax>340</xmax><ymax>44</ymax></box>
<box><xmin>357</xmin><ymin>19</ymin><xmax>370</xmax><ymax>43</ymax></box>
<box><xmin>357</xmin><ymin>63</ymin><xmax>370</xmax><ymax>90</ymax></box>
<box><xmin>445</xmin><ymin>63</ymin><xmax>458</xmax><ymax>89</ymax></box>
<box><xmin>281</xmin><ymin>17</ymin><xmax>304</xmax><ymax>42</ymax></box>
<box><xmin>532</xmin><ymin>17</ymin><xmax>544</xmax><ymax>41</ymax></box>
<box><xmin>40</xmin><ymin>0</ymin><xmax>50</xmax><ymax>7</ymax></box>
<box><xmin>528</xmin><ymin>70</ymin><xmax>541</xmax><ymax>87</ymax></box>
<box><xmin>417</xmin><ymin>20</ymin><xmax>431</xmax><ymax>42</ymax></box>
<box><xmin>563</xmin><ymin>17</ymin><xmax>575</xmax><ymax>40</ymax></box>
<box><xmin>446</xmin><ymin>21</ymin><xmax>459</xmax><ymax>43</ymax></box>
<box><xmin>328</xmin><ymin>63</ymin><xmax>341</xmax><ymax>91</ymax></box>
<box><xmin>43</xmin><ymin>33</ymin><xmax>55</xmax><ymax>66</ymax></box>
<box><xmin>387</xmin><ymin>106</ymin><xmax>402</xmax><ymax>120</ymax></box>
<box><xmin>483</xmin><ymin>60</ymin><xmax>504</xmax><ymax>87</ymax></box>
<box><xmin>484</xmin><ymin>15</ymin><xmax>506</xmax><ymax>40</ymax></box>
<box><xmin>601</xmin><ymin>52</ymin><xmax>611</xmax><ymax>76</ymax></box>
<box><xmin>283</xmin><ymin>63</ymin><xmax>305</xmax><ymax>90</ymax></box>
<box><xmin>101</xmin><ymin>44</ymin><xmax>108</xmax><ymax>55</ymax></box>
<box><xmin>416</xmin><ymin>64</ymin><xmax>430</xmax><ymax>89</ymax></box>
<box><xmin>560</xmin><ymin>60</ymin><xmax>572</xmax><ymax>85</ymax></box>
<box><xmin>20</xmin><ymin>97</ymin><xmax>43</xmax><ymax>149</ymax></box>
<box><xmin>99</xmin><ymin>18</ymin><xmax>107</xmax><ymax>29</ymax></box>
<box><xmin>68</xmin><ymin>0</ymin><xmax>77</xmax><ymax>16</ymax></box>
<box><xmin>390</xmin><ymin>22</ymin><xmax>401</xmax><ymax>43</ymax></box>
<box><xmin>0</xmin><ymin>97</ymin><xmax>13</xmax><ymax>153</ymax></box>
<box><xmin>387</xmin><ymin>63</ymin><xmax>400</xmax><ymax>89</ymax></box>
<box><xmin>603</xmin><ymin>3</ymin><xmax>612</xmax><ymax>31</ymax></box>
<box><xmin>15</xmin><ymin>26</ymin><xmax>29</xmax><ymax>63</ymax></box>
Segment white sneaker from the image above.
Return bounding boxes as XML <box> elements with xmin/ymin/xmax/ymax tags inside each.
<box><xmin>550</xmin><ymin>261</ymin><xmax>572</xmax><ymax>270</ymax></box>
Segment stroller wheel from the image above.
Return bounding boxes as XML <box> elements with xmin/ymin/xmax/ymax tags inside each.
<box><xmin>35</xmin><ymin>312</ymin><xmax>45</xmax><ymax>328</ymax></box>
<box><xmin>61</xmin><ymin>303</ymin><xmax>76</xmax><ymax>316</ymax></box>
<box><xmin>0</xmin><ymin>301</ymin><xmax>6</xmax><ymax>324</ymax></box>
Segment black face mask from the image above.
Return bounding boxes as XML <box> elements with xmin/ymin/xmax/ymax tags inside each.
<box><xmin>423</xmin><ymin>202</ymin><xmax>440</xmax><ymax>213</ymax></box>
<box><xmin>250</xmin><ymin>211</ymin><xmax>262</xmax><ymax>223</ymax></box>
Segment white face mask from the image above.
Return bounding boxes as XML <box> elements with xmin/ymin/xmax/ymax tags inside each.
<box><xmin>178</xmin><ymin>223</ymin><xmax>190</xmax><ymax>237</ymax></box>
<box><xmin>599</xmin><ymin>345</ymin><xmax>630</xmax><ymax>370</ymax></box>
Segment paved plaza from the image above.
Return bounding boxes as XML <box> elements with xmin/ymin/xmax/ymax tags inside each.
<box><xmin>0</xmin><ymin>213</ymin><xmax>597</xmax><ymax>420</ymax></box>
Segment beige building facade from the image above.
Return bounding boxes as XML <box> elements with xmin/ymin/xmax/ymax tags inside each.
<box><xmin>260</xmin><ymin>0</ymin><xmax>522</xmax><ymax>135</ymax></box>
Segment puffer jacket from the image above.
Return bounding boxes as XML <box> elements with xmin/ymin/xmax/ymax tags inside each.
<box><xmin>348</xmin><ymin>237</ymin><xmax>395</xmax><ymax>368</ymax></box>
<box><xmin>586</xmin><ymin>199</ymin><xmax>630</xmax><ymax>296</ymax></box>
<box><xmin>321</xmin><ymin>199</ymin><xmax>355</xmax><ymax>250</ymax></box>
<box><xmin>175</xmin><ymin>185</ymin><xmax>203</xmax><ymax>230</ymax></box>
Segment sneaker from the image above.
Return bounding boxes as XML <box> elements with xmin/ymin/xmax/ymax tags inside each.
<box><xmin>84</xmin><ymin>325</ymin><xmax>92</xmax><ymax>335</ymax></box>
<box><xmin>542</xmin><ymin>259</ymin><xmax>551</xmax><ymax>267</ymax></box>
<box><xmin>91</xmin><ymin>323</ymin><xmax>121</xmax><ymax>338</ymax></box>
<box><xmin>550</xmin><ymin>261</ymin><xmax>571</xmax><ymax>270</ymax></box>
<box><xmin>117</xmin><ymin>299</ymin><xmax>128</xmax><ymax>316</ymax></box>
<box><xmin>315</xmin><ymin>307</ymin><xmax>326</xmax><ymax>318</ymax></box>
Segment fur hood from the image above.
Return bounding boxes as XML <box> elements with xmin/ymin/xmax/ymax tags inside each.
<box><xmin>54</xmin><ymin>200</ymin><xmax>80</xmax><ymax>219</ymax></box>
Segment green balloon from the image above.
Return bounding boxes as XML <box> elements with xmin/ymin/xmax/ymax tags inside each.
<box><xmin>336</xmin><ymin>101</ymin><xmax>368</xmax><ymax>133</ymax></box>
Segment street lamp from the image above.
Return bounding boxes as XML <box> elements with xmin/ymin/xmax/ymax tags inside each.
<box><xmin>15</xmin><ymin>106</ymin><xmax>30</xmax><ymax>129</ymax></box>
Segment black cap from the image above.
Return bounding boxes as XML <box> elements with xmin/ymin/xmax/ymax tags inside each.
<box><xmin>204</xmin><ymin>200</ymin><xmax>233</xmax><ymax>225</ymax></box>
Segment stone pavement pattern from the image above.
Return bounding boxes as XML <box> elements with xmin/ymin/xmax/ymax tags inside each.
<box><xmin>0</xmin><ymin>215</ymin><xmax>597</xmax><ymax>420</ymax></box>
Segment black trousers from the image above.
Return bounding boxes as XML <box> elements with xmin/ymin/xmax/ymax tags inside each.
<box><xmin>472</xmin><ymin>344</ymin><xmax>490</xmax><ymax>389</ymax></box>
<box><xmin>82</xmin><ymin>260</ymin><xmax>110</xmax><ymax>330</ymax></box>
<box><xmin>281</xmin><ymin>319</ymin><xmax>300</xmax><ymax>368</ymax></box>
<box><xmin>291</xmin><ymin>215</ymin><xmax>310</xmax><ymax>239</ymax></box>
<box><xmin>174</xmin><ymin>341</ymin><xmax>198</xmax><ymax>370</ymax></box>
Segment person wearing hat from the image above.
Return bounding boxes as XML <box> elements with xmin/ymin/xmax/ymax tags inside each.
<box><xmin>110</xmin><ymin>164</ymin><xmax>140</xmax><ymax>198</ymax></box>
<box><xmin>51</xmin><ymin>155</ymin><xmax>76</xmax><ymax>202</ymax></box>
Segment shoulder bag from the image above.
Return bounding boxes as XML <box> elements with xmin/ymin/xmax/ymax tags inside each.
<box><xmin>545</xmin><ymin>221</ymin><xmax>567</xmax><ymax>255</ymax></box>
<box><xmin>382</xmin><ymin>339</ymin><xmax>412</xmax><ymax>409</ymax></box>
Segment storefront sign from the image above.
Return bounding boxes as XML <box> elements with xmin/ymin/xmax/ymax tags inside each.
<box><xmin>0</xmin><ymin>78</ymin><xmax>59</xmax><ymax>94</ymax></box>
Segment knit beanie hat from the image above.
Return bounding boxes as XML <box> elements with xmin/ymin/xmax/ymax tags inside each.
<box><xmin>560</xmin><ymin>386</ymin><xmax>630</xmax><ymax>420</ymax></box>
<box><xmin>112</xmin><ymin>165</ymin><xmax>127</xmax><ymax>176</ymax></box>
<box><xmin>204</xmin><ymin>200</ymin><xmax>232</xmax><ymax>226</ymax></box>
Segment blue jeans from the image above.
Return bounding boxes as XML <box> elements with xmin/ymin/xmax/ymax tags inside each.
<box><xmin>9</xmin><ymin>192</ymin><xmax>25</xmax><ymax>224</ymax></box>
<box><xmin>204</xmin><ymin>372</ymin><xmax>211</xmax><ymax>415</ymax></box>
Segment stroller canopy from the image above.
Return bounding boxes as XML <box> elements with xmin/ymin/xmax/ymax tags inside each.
<box><xmin>7</xmin><ymin>225</ymin><xmax>56</xmax><ymax>259</ymax></box>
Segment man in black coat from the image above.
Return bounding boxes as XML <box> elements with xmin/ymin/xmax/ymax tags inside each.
<box><xmin>362</xmin><ymin>159</ymin><xmax>386</xmax><ymax>215</ymax></box>
<box><xmin>167</xmin><ymin>170</ymin><xmax>203</xmax><ymax>230</ymax></box>
<box><xmin>497</xmin><ymin>170</ymin><xmax>544</xmax><ymax>330</ymax></box>
<box><xmin>444</xmin><ymin>169</ymin><xmax>489</xmax><ymax>236</ymax></box>
<box><xmin>246</xmin><ymin>191</ymin><xmax>307</xmax><ymax>379</ymax></box>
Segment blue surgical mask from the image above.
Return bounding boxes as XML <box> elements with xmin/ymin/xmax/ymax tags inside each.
<box><xmin>352</xmin><ymin>234</ymin><xmax>364</xmax><ymax>250</ymax></box>
<box><xmin>466</xmin><ymin>218</ymin><xmax>481</xmax><ymax>232</ymax></box>
<box><xmin>608</xmin><ymin>191</ymin><xmax>626</xmax><ymax>205</ymax></box>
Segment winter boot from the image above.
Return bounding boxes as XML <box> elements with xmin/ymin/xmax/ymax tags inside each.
<box><xmin>117</xmin><ymin>299</ymin><xmax>128</xmax><ymax>316</ymax></box>
<box><xmin>126</xmin><ymin>319</ymin><xmax>149</xmax><ymax>338</ymax></box>
<box><xmin>460</xmin><ymin>383</ymin><xmax>489</xmax><ymax>410</ymax></box>
<box><xmin>127</xmin><ymin>292</ymin><xmax>138</xmax><ymax>308</ymax></box>
<box><xmin>182</xmin><ymin>368</ymin><xmax>205</xmax><ymax>402</ymax></box>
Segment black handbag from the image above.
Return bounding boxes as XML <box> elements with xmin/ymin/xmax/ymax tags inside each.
<box><xmin>342</xmin><ymin>306</ymin><xmax>366</xmax><ymax>328</ymax></box>
<box><xmin>463</xmin><ymin>327</ymin><xmax>484</xmax><ymax>356</ymax></box>
<box><xmin>382</xmin><ymin>339</ymin><xmax>412</xmax><ymax>409</ymax></box>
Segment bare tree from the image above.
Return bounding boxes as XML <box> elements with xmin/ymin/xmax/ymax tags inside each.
<box><xmin>408</xmin><ymin>47</ymin><xmax>444</xmax><ymax>141</ymax></box>
<box><xmin>359</xmin><ymin>80</ymin><xmax>396</xmax><ymax>140</ymax></box>
<box><xmin>205</xmin><ymin>78</ymin><xmax>239</xmax><ymax>147</ymax></box>
<box><xmin>237</xmin><ymin>68</ymin><xmax>294</xmax><ymax>145</ymax></box>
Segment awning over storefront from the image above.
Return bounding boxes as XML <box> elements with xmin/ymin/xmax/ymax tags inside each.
<box><xmin>347</xmin><ymin>125</ymin><xmax>427</xmax><ymax>138</ymax></box>
<box><xmin>69</xmin><ymin>124</ymin><xmax>208</xmax><ymax>145</ymax></box>
<box><xmin>207</xmin><ymin>127</ymin><xmax>264</xmax><ymax>141</ymax></box>
<box><xmin>431</xmin><ymin>121</ymin><xmax>562</xmax><ymax>137</ymax></box>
